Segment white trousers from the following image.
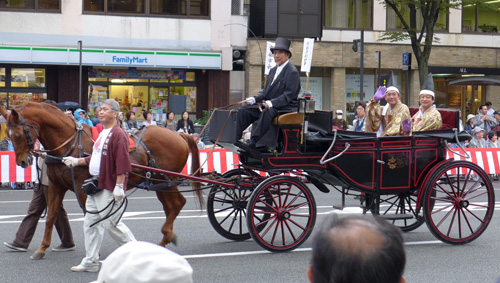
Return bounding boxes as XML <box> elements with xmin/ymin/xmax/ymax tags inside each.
<box><xmin>80</xmin><ymin>189</ymin><xmax>136</xmax><ymax>265</ymax></box>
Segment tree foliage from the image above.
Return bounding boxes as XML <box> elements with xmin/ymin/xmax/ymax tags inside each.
<box><xmin>381</xmin><ymin>0</ymin><xmax>464</xmax><ymax>86</ymax></box>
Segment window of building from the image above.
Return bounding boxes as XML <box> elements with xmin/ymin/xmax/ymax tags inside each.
<box><xmin>386</xmin><ymin>4</ymin><xmax>447</xmax><ymax>31</ymax></box>
<box><xmin>324</xmin><ymin>0</ymin><xmax>372</xmax><ymax>29</ymax></box>
<box><xmin>88</xmin><ymin>69</ymin><xmax>198</xmax><ymax>125</ymax></box>
<box><xmin>0</xmin><ymin>0</ymin><xmax>60</xmax><ymax>11</ymax></box>
<box><xmin>84</xmin><ymin>0</ymin><xmax>209</xmax><ymax>17</ymax></box>
<box><xmin>462</xmin><ymin>1</ymin><xmax>500</xmax><ymax>33</ymax></box>
<box><xmin>0</xmin><ymin>67</ymin><xmax>47</xmax><ymax>108</ymax></box>
<box><xmin>0</xmin><ymin>68</ymin><xmax>5</xmax><ymax>87</ymax></box>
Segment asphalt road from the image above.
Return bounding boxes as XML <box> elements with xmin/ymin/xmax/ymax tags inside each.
<box><xmin>1</xmin><ymin>183</ymin><xmax>500</xmax><ymax>283</ymax></box>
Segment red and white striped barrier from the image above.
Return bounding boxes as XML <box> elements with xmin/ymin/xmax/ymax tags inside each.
<box><xmin>2</xmin><ymin>148</ymin><xmax>499</xmax><ymax>184</ymax></box>
<box><xmin>182</xmin><ymin>148</ymin><xmax>241</xmax><ymax>175</ymax></box>
<box><xmin>447</xmin><ymin>148</ymin><xmax>500</xmax><ymax>174</ymax></box>
<box><xmin>0</xmin><ymin>151</ymin><xmax>37</xmax><ymax>183</ymax></box>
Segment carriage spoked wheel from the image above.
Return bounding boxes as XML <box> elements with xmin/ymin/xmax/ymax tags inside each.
<box><xmin>246</xmin><ymin>175</ymin><xmax>316</xmax><ymax>252</ymax></box>
<box><xmin>207</xmin><ymin>168</ymin><xmax>262</xmax><ymax>241</ymax></box>
<box><xmin>376</xmin><ymin>191</ymin><xmax>425</xmax><ymax>232</ymax></box>
<box><xmin>423</xmin><ymin>161</ymin><xmax>495</xmax><ymax>244</ymax></box>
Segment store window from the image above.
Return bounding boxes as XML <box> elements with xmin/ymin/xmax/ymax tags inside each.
<box><xmin>387</xmin><ymin>4</ymin><xmax>447</xmax><ymax>31</ymax></box>
<box><xmin>0</xmin><ymin>92</ymin><xmax>7</xmax><ymax>108</ymax></box>
<box><xmin>11</xmin><ymin>68</ymin><xmax>45</xmax><ymax>88</ymax></box>
<box><xmin>84</xmin><ymin>0</ymin><xmax>209</xmax><ymax>17</ymax></box>
<box><xmin>88</xmin><ymin>69</ymin><xmax>197</xmax><ymax>124</ymax></box>
<box><xmin>0</xmin><ymin>0</ymin><xmax>60</xmax><ymax>11</ymax></box>
<box><xmin>0</xmin><ymin>68</ymin><xmax>5</xmax><ymax>87</ymax></box>
<box><xmin>324</xmin><ymin>0</ymin><xmax>372</xmax><ymax>29</ymax></box>
<box><xmin>0</xmin><ymin>66</ymin><xmax>47</xmax><ymax>109</ymax></box>
<box><xmin>462</xmin><ymin>2</ymin><xmax>500</xmax><ymax>33</ymax></box>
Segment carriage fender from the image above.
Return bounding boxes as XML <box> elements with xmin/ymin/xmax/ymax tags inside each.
<box><xmin>305</xmin><ymin>175</ymin><xmax>330</xmax><ymax>193</ymax></box>
<box><xmin>415</xmin><ymin>158</ymin><xmax>455</xmax><ymax>209</ymax></box>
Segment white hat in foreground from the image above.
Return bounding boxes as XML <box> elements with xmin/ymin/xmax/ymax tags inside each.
<box><xmin>92</xmin><ymin>241</ymin><xmax>193</xmax><ymax>283</ymax></box>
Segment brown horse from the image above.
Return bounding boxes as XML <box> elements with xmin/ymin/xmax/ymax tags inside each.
<box><xmin>0</xmin><ymin>102</ymin><xmax>202</xmax><ymax>260</ymax></box>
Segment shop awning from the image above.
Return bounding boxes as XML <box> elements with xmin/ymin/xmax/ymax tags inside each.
<box><xmin>448</xmin><ymin>76</ymin><xmax>500</xmax><ymax>86</ymax></box>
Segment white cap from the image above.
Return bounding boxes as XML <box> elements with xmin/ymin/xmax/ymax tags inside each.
<box><xmin>467</xmin><ymin>114</ymin><xmax>475</xmax><ymax>122</ymax></box>
<box><xmin>336</xmin><ymin>110</ymin><xmax>343</xmax><ymax>114</ymax></box>
<box><xmin>92</xmin><ymin>241</ymin><xmax>193</xmax><ymax>283</ymax></box>
<box><xmin>385</xmin><ymin>86</ymin><xmax>400</xmax><ymax>94</ymax></box>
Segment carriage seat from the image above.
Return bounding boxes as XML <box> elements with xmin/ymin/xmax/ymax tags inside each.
<box><xmin>408</xmin><ymin>107</ymin><xmax>459</xmax><ymax>130</ymax></box>
<box><xmin>272</xmin><ymin>112</ymin><xmax>304</xmax><ymax>125</ymax></box>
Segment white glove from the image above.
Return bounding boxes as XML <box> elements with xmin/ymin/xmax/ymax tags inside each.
<box><xmin>113</xmin><ymin>184</ymin><xmax>125</xmax><ymax>202</ymax></box>
<box><xmin>265</xmin><ymin>100</ymin><xmax>273</xmax><ymax>109</ymax></box>
<box><xmin>62</xmin><ymin>156</ymin><xmax>79</xmax><ymax>168</ymax></box>
<box><xmin>246</xmin><ymin>97</ymin><xmax>256</xmax><ymax>105</ymax></box>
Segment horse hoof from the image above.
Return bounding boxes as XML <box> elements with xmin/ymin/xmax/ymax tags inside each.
<box><xmin>170</xmin><ymin>234</ymin><xmax>178</xmax><ymax>246</ymax></box>
<box><xmin>30</xmin><ymin>252</ymin><xmax>45</xmax><ymax>260</ymax></box>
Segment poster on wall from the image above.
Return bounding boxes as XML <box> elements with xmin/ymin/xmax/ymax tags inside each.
<box><xmin>300</xmin><ymin>77</ymin><xmax>322</xmax><ymax>109</ymax></box>
<box><xmin>345</xmin><ymin>74</ymin><xmax>375</xmax><ymax>115</ymax></box>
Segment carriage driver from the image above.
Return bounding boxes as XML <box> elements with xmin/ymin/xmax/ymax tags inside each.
<box><xmin>236</xmin><ymin>37</ymin><xmax>301</xmax><ymax>148</ymax></box>
<box><xmin>62</xmin><ymin>99</ymin><xmax>136</xmax><ymax>272</ymax></box>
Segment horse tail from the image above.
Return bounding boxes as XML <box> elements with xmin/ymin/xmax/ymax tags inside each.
<box><xmin>179</xmin><ymin>133</ymin><xmax>203</xmax><ymax>208</ymax></box>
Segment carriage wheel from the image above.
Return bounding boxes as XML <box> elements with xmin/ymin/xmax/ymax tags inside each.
<box><xmin>423</xmin><ymin>161</ymin><xmax>495</xmax><ymax>244</ymax></box>
<box><xmin>374</xmin><ymin>191</ymin><xmax>425</xmax><ymax>232</ymax></box>
<box><xmin>207</xmin><ymin>168</ymin><xmax>261</xmax><ymax>241</ymax></box>
<box><xmin>246</xmin><ymin>175</ymin><xmax>316</xmax><ymax>252</ymax></box>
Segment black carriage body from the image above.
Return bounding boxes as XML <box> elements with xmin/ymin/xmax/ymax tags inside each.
<box><xmin>329</xmin><ymin>135</ymin><xmax>446</xmax><ymax>194</ymax></box>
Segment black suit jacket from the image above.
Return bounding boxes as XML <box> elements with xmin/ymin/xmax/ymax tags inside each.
<box><xmin>255</xmin><ymin>62</ymin><xmax>301</xmax><ymax>110</ymax></box>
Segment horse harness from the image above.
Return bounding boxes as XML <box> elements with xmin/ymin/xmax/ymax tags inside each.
<box><xmin>130</xmin><ymin>126</ymin><xmax>183</xmax><ymax>191</ymax></box>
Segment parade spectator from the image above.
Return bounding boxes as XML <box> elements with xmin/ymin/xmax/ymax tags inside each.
<box><xmin>91</xmin><ymin>106</ymin><xmax>101</xmax><ymax>126</ymax></box>
<box><xmin>92</xmin><ymin>241</ymin><xmax>193</xmax><ymax>283</ymax></box>
<box><xmin>410</xmin><ymin>73</ymin><xmax>442</xmax><ymax>132</ymax></box>
<box><xmin>465</xmin><ymin>114</ymin><xmax>475</xmax><ymax>135</ymax></box>
<box><xmin>162</xmin><ymin>111</ymin><xmax>177</xmax><ymax>131</ymax></box>
<box><xmin>62</xmin><ymin>99</ymin><xmax>136</xmax><ymax>273</ymax></box>
<box><xmin>350</xmin><ymin>101</ymin><xmax>366</xmax><ymax>132</ymax></box>
<box><xmin>177</xmin><ymin>111</ymin><xmax>195</xmax><ymax>134</ymax></box>
<box><xmin>308</xmin><ymin>214</ymin><xmax>406</xmax><ymax>283</ymax></box>
<box><xmin>125</xmin><ymin>111</ymin><xmax>138</xmax><ymax>132</ymax></box>
<box><xmin>118</xmin><ymin>112</ymin><xmax>127</xmax><ymax>132</ymax></box>
<box><xmin>474</xmin><ymin>105</ymin><xmax>496</xmax><ymax>134</ymax></box>
<box><xmin>365</xmin><ymin>85</ymin><xmax>411</xmax><ymax>137</ymax></box>
<box><xmin>74</xmin><ymin>109</ymin><xmax>93</xmax><ymax>126</ymax></box>
<box><xmin>236</xmin><ymin>37</ymin><xmax>300</xmax><ymax>148</ymax></box>
<box><xmin>486</xmin><ymin>131</ymin><xmax>499</xmax><ymax>148</ymax></box>
<box><xmin>333</xmin><ymin>109</ymin><xmax>348</xmax><ymax>130</ymax></box>
<box><xmin>142</xmin><ymin>110</ymin><xmax>155</xmax><ymax>127</ymax></box>
<box><xmin>486</xmin><ymin>101</ymin><xmax>495</xmax><ymax>116</ymax></box>
<box><xmin>469</xmin><ymin>127</ymin><xmax>486</xmax><ymax>148</ymax></box>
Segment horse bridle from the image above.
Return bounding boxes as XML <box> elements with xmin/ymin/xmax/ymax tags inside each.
<box><xmin>7</xmin><ymin>112</ymin><xmax>39</xmax><ymax>151</ymax></box>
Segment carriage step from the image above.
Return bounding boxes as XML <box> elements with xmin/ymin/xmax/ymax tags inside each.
<box><xmin>378</xmin><ymin>214</ymin><xmax>413</xmax><ymax>220</ymax></box>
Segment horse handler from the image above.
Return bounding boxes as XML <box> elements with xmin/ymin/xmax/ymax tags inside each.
<box><xmin>62</xmin><ymin>99</ymin><xmax>136</xmax><ymax>272</ymax></box>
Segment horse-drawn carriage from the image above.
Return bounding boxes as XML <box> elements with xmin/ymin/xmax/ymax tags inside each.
<box><xmin>205</xmin><ymin>101</ymin><xmax>495</xmax><ymax>252</ymax></box>
<box><xmin>0</xmin><ymin>101</ymin><xmax>494</xmax><ymax>258</ymax></box>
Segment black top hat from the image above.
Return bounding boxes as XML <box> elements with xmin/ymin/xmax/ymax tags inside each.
<box><xmin>270</xmin><ymin>37</ymin><xmax>292</xmax><ymax>58</ymax></box>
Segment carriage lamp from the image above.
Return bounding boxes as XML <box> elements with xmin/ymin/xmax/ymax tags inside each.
<box><xmin>298</xmin><ymin>93</ymin><xmax>315</xmax><ymax>114</ymax></box>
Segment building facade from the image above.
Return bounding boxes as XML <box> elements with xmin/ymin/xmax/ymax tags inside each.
<box><xmin>0</xmin><ymin>0</ymin><xmax>247</xmax><ymax>122</ymax></box>
<box><xmin>245</xmin><ymin>0</ymin><xmax>500</xmax><ymax>123</ymax></box>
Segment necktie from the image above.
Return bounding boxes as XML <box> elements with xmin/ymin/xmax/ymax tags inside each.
<box><xmin>272</xmin><ymin>66</ymin><xmax>281</xmax><ymax>84</ymax></box>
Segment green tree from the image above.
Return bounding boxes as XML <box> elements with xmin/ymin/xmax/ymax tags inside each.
<box><xmin>381</xmin><ymin>0</ymin><xmax>465</xmax><ymax>87</ymax></box>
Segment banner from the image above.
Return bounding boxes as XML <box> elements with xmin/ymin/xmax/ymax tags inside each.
<box><xmin>264</xmin><ymin>41</ymin><xmax>276</xmax><ymax>76</ymax></box>
<box><xmin>301</xmin><ymin>38</ymin><xmax>315</xmax><ymax>73</ymax></box>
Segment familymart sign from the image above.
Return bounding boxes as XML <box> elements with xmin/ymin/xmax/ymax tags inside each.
<box><xmin>0</xmin><ymin>46</ymin><xmax>221</xmax><ymax>69</ymax></box>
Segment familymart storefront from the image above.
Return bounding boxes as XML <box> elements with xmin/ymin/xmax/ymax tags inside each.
<box><xmin>0</xmin><ymin>46</ymin><xmax>222</xmax><ymax>120</ymax></box>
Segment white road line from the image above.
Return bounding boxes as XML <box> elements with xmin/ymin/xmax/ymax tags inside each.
<box><xmin>182</xmin><ymin>240</ymin><xmax>442</xmax><ymax>259</ymax></box>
